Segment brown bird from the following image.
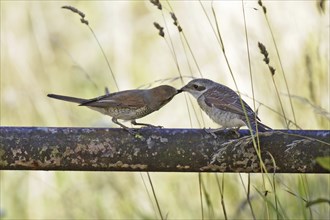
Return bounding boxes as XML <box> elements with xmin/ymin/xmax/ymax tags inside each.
<box><xmin>180</xmin><ymin>78</ymin><xmax>271</xmax><ymax>133</ymax></box>
<box><xmin>47</xmin><ymin>85</ymin><xmax>180</xmax><ymax>133</ymax></box>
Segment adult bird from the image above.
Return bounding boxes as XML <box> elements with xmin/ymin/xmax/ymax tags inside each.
<box><xmin>180</xmin><ymin>78</ymin><xmax>271</xmax><ymax>133</ymax></box>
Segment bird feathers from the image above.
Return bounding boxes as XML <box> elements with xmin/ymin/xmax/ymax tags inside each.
<box><xmin>79</xmin><ymin>90</ymin><xmax>147</xmax><ymax>109</ymax></box>
<box><xmin>182</xmin><ymin>78</ymin><xmax>271</xmax><ymax>132</ymax></box>
<box><xmin>47</xmin><ymin>94</ymin><xmax>87</xmax><ymax>104</ymax></box>
<box><xmin>202</xmin><ymin>86</ymin><xmax>260</xmax><ymax>121</ymax></box>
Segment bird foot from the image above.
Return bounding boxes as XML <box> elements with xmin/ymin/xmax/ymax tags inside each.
<box><xmin>137</xmin><ymin>124</ymin><xmax>163</xmax><ymax>129</ymax></box>
<box><xmin>225</xmin><ymin>128</ymin><xmax>241</xmax><ymax>138</ymax></box>
<box><xmin>125</xmin><ymin>128</ymin><xmax>139</xmax><ymax>135</ymax></box>
<box><xmin>204</xmin><ymin>128</ymin><xmax>240</xmax><ymax>138</ymax></box>
<box><xmin>131</xmin><ymin>120</ymin><xmax>163</xmax><ymax>129</ymax></box>
<box><xmin>204</xmin><ymin>128</ymin><xmax>224</xmax><ymax>138</ymax></box>
<box><xmin>146</xmin><ymin>124</ymin><xmax>163</xmax><ymax>129</ymax></box>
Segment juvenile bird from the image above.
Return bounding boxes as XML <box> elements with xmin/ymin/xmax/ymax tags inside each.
<box><xmin>47</xmin><ymin>85</ymin><xmax>180</xmax><ymax>133</ymax></box>
<box><xmin>180</xmin><ymin>78</ymin><xmax>271</xmax><ymax>133</ymax></box>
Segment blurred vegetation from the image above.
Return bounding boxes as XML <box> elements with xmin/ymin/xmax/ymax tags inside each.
<box><xmin>1</xmin><ymin>1</ymin><xmax>329</xmax><ymax>219</ymax></box>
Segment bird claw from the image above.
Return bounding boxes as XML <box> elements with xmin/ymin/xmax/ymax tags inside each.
<box><xmin>125</xmin><ymin>128</ymin><xmax>139</xmax><ymax>135</ymax></box>
<box><xmin>131</xmin><ymin>120</ymin><xmax>163</xmax><ymax>129</ymax></box>
<box><xmin>139</xmin><ymin>124</ymin><xmax>163</xmax><ymax>129</ymax></box>
<box><xmin>204</xmin><ymin>128</ymin><xmax>223</xmax><ymax>138</ymax></box>
<box><xmin>147</xmin><ymin>125</ymin><xmax>163</xmax><ymax>129</ymax></box>
<box><xmin>204</xmin><ymin>127</ymin><xmax>240</xmax><ymax>138</ymax></box>
<box><xmin>225</xmin><ymin>128</ymin><xmax>241</xmax><ymax>138</ymax></box>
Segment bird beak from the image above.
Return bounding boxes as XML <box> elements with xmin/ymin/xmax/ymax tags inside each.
<box><xmin>178</xmin><ymin>85</ymin><xmax>188</xmax><ymax>93</ymax></box>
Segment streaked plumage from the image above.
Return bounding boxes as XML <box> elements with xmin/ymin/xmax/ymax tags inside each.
<box><xmin>180</xmin><ymin>78</ymin><xmax>271</xmax><ymax>132</ymax></box>
<box><xmin>47</xmin><ymin>85</ymin><xmax>180</xmax><ymax>131</ymax></box>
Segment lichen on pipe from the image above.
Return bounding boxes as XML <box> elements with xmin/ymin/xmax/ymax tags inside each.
<box><xmin>0</xmin><ymin>127</ymin><xmax>329</xmax><ymax>173</ymax></box>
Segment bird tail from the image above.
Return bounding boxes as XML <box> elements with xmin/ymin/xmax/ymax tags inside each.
<box><xmin>47</xmin><ymin>94</ymin><xmax>87</xmax><ymax>104</ymax></box>
<box><xmin>248</xmin><ymin>120</ymin><xmax>272</xmax><ymax>132</ymax></box>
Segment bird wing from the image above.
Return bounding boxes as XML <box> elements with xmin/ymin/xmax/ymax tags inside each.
<box><xmin>79</xmin><ymin>90</ymin><xmax>146</xmax><ymax>109</ymax></box>
<box><xmin>202</xmin><ymin>86</ymin><xmax>260</xmax><ymax>120</ymax></box>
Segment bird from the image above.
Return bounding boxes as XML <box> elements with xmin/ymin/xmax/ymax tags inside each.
<box><xmin>180</xmin><ymin>78</ymin><xmax>271</xmax><ymax>133</ymax></box>
<box><xmin>47</xmin><ymin>85</ymin><xmax>180</xmax><ymax>133</ymax></box>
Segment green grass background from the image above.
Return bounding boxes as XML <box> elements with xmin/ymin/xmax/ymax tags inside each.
<box><xmin>1</xmin><ymin>1</ymin><xmax>329</xmax><ymax>219</ymax></box>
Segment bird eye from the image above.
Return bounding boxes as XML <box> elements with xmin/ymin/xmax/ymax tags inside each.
<box><xmin>193</xmin><ymin>84</ymin><xmax>205</xmax><ymax>91</ymax></box>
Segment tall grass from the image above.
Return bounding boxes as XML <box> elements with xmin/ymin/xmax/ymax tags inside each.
<box><xmin>1</xmin><ymin>1</ymin><xmax>329</xmax><ymax>219</ymax></box>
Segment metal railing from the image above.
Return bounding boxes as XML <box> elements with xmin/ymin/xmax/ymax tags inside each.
<box><xmin>0</xmin><ymin>127</ymin><xmax>329</xmax><ymax>173</ymax></box>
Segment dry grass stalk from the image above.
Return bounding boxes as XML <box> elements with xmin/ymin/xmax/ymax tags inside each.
<box><xmin>153</xmin><ymin>22</ymin><xmax>165</xmax><ymax>37</ymax></box>
<box><xmin>258</xmin><ymin>42</ymin><xmax>276</xmax><ymax>76</ymax></box>
<box><xmin>62</xmin><ymin>5</ymin><xmax>89</xmax><ymax>25</ymax></box>
<box><xmin>150</xmin><ymin>0</ymin><xmax>162</xmax><ymax>10</ymax></box>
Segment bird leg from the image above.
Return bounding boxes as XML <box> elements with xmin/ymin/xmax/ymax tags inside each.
<box><xmin>131</xmin><ymin>120</ymin><xmax>163</xmax><ymax>128</ymax></box>
<box><xmin>231</xmin><ymin>127</ymin><xmax>241</xmax><ymax>138</ymax></box>
<box><xmin>112</xmin><ymin>118</ymin><xmax>137</xmax><ymax>135</ymax></box>
<box><xmin>104</xmin><ymin>87</ymin><xmax>110</xmax><ymax>95</ymax></box>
